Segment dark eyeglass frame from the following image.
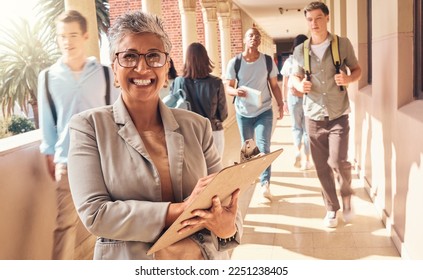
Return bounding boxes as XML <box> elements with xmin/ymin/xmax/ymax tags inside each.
<box><xmin>115</xmin><ymin>50</ymin><xmax>169</xmax><ymax>68</ymax></box>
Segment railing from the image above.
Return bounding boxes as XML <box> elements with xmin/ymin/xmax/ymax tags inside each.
<box><xmin>0</xmin><ymin>130</ymin><xmax>93</xmax><ymax>259</ymax></box>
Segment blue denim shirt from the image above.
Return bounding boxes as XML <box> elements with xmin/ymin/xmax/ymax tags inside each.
<box><xmin>37</xmin><ymin>56</ymin><xmax>120</xmax><ymax>164</ymax></box>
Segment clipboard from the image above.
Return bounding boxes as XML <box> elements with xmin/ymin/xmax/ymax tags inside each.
<box><xmin>147</xmin><ymin>148</ymin><xmax>283</xmax><ymax>255</ymax></box>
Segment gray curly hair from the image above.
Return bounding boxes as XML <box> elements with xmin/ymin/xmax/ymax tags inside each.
<box><xmin>108</xmin><ymin>11</ymin><xmax>172</xmax><ymax>62</ymax></box>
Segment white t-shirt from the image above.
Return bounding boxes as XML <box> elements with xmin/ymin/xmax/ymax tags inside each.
<box><xmin>310</xmin><ymin>38</ymin><xmax>330</xmax><ymax>60</ymax></box>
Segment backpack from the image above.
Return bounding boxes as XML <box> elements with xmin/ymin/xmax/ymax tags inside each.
<box><xmin>303</xmin><ymin>34</ymin><xmax>344</xmax><ymax>91</ymax></box>
<box><xmin>233</xmin><ymin>53</ymin><xmax>273</xmax><ymax>102</ymax></box>
<box><xmin>45</xmin><ymin>65</ymin><xmax>111</xmax><ymax>125</ymax></box>
<box><xmin>163</xmin><ymin>88</ymin><xmax>191</xmax><ymax>110</ymax></box>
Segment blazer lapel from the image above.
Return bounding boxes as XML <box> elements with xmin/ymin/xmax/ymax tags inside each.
<box><xmin>159</xmin><ymin>102</ymin><xmax>185</xmax><ymax>202</ymax></box>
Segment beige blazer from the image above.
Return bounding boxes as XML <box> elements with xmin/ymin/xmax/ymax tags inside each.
<box><xmin>68</xmin><ymin>96</ymin><xmax>242</xmax><ymax>259</ymax></box>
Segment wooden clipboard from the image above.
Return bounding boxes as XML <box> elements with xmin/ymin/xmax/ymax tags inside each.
<box><xmin>147</xmin><ymin>148</ymin><xmax>283</xmax><ymax>255</ymax></box>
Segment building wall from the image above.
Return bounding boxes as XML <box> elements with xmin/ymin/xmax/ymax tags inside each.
<box><xmin>346</xmin><ymin>0</ymin><xmax>423</xmax><ymax>259</ymax></box>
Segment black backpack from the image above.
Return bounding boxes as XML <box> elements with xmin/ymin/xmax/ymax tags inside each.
<box><xmin>233</xmin><ymin>53</ymin><xmax>273</xmax><ymax>102</ymax></box>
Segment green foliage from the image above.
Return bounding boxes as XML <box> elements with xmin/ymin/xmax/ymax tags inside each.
<box><xmin>0</xmin><ymin>118</ymin><xmax>12</xmax><ymax>139</ymax></box>
<box><xmin>0</xmin><ymin>0</ymin><xmax>110</xmax><ymax>126</ymax></box>
<box><xmin>0</xmin><ymin>18</ymin><xmax>60</xmax><ymax>118</ymax></box>
<box><xmin>5</xmin><ymin>115</ymin><xmax>35</xmax><ymax>136</ymax></box>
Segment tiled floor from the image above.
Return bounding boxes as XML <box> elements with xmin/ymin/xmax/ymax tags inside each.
<box><xmin>222</xmin><ymin>113</ymin><xmax>401</xmax><ymax>260</ymax></box>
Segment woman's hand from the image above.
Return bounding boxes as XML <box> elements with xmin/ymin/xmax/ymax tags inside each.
<box><xmin>182</xmin><ymin>173</ymin><xmax>217</xmax><ymax>208</ymax></box>
<box><xmin>178</xmin><ymin>188</ymin><xmax>240</xmax><ymax>238</ymax></box>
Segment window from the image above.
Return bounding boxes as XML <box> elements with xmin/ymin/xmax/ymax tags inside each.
<box><xmin>414</xmin><ymin>0</ymin><xmax>423</xmax><ymax>99</ymax></box>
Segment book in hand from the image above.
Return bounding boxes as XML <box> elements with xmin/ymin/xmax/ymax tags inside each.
<box><xmin>238</xmin><ymin>85</ymin><xmax>262</xmax><ymax>107</ymax></box>
<box><xmin>147</xmin><ymin>148</ymin><xmax>283</xmax><ymax>255</ymax></box>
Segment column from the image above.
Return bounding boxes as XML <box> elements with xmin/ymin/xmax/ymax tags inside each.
<box><xmin>179</xmin><ymin>0</ymin><xmax>197</xmax><ymax>61</ymax></box>
<box><xmin>142</xmin><ymin>0</ymin><xmax>162</xmax><ymax>16</ymax></box>
<box><xmin>200</xmin><ymin>0</ymin><xmax>220</xmax><ymax>77</ymax></box>
<box><xmin>333</xmin><ymin>0</ymin><xmax>347</xmax><ymax>36</ymax></box>
<box><xmin>64</xmin><ymin>0</ymin><xmax>100</xmax><ymax>60</ymax></box>
<box><xmin>217</xmin><ymin>0</ymin><xmax>231</xmax><ymax>77</ymax></box>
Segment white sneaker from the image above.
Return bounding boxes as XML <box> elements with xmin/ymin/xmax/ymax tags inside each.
<box><xmin>323</xmin><ymin>211</ymin><xmax>338</xmax><ymax>228</ymax></box>
<box><xmin>294</xmin><ymin>155</ymin><xmax>301</xmax><ymax>168</ymax></box>
<box><xmin>301</xmin><ymin>161</ymin><xmax>314</xmax><ymax>170</ymax></box>
<box><xmin>261</xmin><ymin>182</ymin><xmax>272</xmax><ymax>200</ymax></box>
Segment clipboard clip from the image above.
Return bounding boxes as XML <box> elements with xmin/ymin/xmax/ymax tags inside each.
<box><xmin>236</xmin><ymin>139</ymin><xmax>263</xmax><ymax>164</ymax></box>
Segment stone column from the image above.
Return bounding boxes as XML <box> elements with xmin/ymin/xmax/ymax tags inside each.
<box><xmin>200</xmin><ymin>0</ymin><xmax>220</xmax><ymax>77</ymax></box>
<box><xmin>333</xmin><ymin>0</ymin><xmax>347</xmax><ymax>36</ymax></box>
<box><xmin>142</xmin><ymin>0</ymin><xmax>162</xmax><ymax>16</ymax></box>
<box><xmin>179</xmin><ymin>0</ymin><xmax>197</xmax><ymax>61</ymax></box>
<box><xmin>217</xmin><ymin>0</ymin><xmax>231</xmax><ymax>77</ymax></box>
<box><xmin>64</xmin><ymin>0</ymin><xmax>100</xmax><ymax>60</ymax></box>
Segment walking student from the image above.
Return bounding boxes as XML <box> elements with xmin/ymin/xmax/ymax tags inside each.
<box><xmin>290</xmin><ymin>2</ymin><xmax>362</xmax><ymax>227</ymax></box>
<box><xmin>280</xmin><ymin>34</ymin><xmax>313</xmax><ymax>170</ymax></box>
<box><xmin>225</xmin><ymin>27</ymin><xmax>284</xmax><ymax>200</ymax></box>
<box><xmin>37</xmin><ymin>10</ymin><xmax>119</xmax><ymax>259</ymax></box>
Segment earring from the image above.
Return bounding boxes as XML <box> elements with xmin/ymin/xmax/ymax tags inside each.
<box><xmin>163</xmin><ymin>79</ymin><xmax>169</xmax><ymax>88</ymax></box>
<box><xmin>114</xmin><ymin>78</ymin><xmax>120</xmax><ymax>88</ymax></box>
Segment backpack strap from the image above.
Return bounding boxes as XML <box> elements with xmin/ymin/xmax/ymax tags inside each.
<box><xmin>233</xmin><ymin>53</ymin><xmax>273</xmax><ymax>102</ymax></box>
<box><xmin>303</xmin><ymin>35</ymin><xmax>344</xmax><ymax>91</ymax></box>
<box><xmin>330</xmin><ymin>35</ymin><xmax>344</xmax><ymax>91</ymax></box>
<box><xmin>264</xmin><ymin>54</ymin><xmax>272</xmax><ymax>80</ymax></box>
<box><xmin>232</xmin><ymin>53</ymin><xmax>243</xmax><ymax>103</ymax></box>
<box><xmin>45</xmin><ymin>66</ymin><xmax>112</xmax><ymax>126</ymax></box>
<box><xmin>264</xmin><ymin>54</ymin><xmax>273</xmax><ymax>98</ymax></box>
<box><xmin>303</xmin><ymin>38</ymin><xmax>311</xmax><ymax>83</ymax></box>
<box><xmin>44</xmin><ymin>69</ymin><xmax>57</xmax><ymax>126</ymax></box>
<box><xmin>234</xmin><ymin>53</ymin><xmax>243</xmax><ymax>89</ymax></box>
<box><xmin>103</xmin><ymin>65</ymin><xmax>111</xmax><ymax>105</ymax></box>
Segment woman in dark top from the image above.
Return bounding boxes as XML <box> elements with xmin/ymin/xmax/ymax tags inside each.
<box><xmin>172</xmin><ymin>42</ymin><xmax>228</xmax><ymax>157</ymax></box>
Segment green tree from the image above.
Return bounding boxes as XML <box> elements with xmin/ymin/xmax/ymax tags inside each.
<box><xmin>0</xmin><ymin>0</ymin><xmax>110</xmax><ymax>130</ymax></box>
<box><xmin>0</xmin><ymin>18</ymin><xmax>60</xmax><ymax>128</ymax></box>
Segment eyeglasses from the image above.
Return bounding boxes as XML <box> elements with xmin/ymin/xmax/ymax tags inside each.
<box><xmin>115</xmin><ymin>50</ymin><xmax>169</xmax><ymax>68</ymax></box>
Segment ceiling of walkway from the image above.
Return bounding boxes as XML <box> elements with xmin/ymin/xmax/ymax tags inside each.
<box><xmin>232</xmin><ymin>0</ymin><xmax>311</xmax><ymax>42</ymax></box>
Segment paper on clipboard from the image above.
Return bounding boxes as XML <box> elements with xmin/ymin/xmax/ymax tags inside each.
<box><xmin>147</xmin><ymin>148</ymin><xmax>283</xmax><ymax>256</ymax></box>
<box><xmin>238</xmin><ymin>86</ymin><xmax>262</xmax><ymax>107</ymax></box>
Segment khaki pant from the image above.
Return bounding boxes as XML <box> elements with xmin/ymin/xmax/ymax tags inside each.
<box><xmin>52</xmin><ymin>164</ymin><xmax>79</xmax><ymax>260</ymax></box>
<box><xmin>306</xmin><ymin>115</ymin><xmax>354</xmax><ymax>212</ymax></box>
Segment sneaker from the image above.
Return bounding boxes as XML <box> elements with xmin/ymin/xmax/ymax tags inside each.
<box><xmin>301</xmin><ymin>161</ymin><xmax>314</xmax><ymax>170</ymax></box>
<box><xmin>261</xmin><ymin>182</ymin><xmax>272</xmax><ymax>200</ymax></box>
<box><xmin>294</xmin><ymin>155</ymin><xmax>301</xmax><ymax>168</ymax></box>
<box><xmin>323</xmin><ymin>211</ymin><xmax>338</xmax><ymax>228</ymax></box>
<box><xmin>342</xmin><ymin>196</ymin><xmax>355</xmax><ymax>223</ymax></box>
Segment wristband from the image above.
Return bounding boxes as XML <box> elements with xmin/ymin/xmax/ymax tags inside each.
<box><xmin>217</xmin><ymin>231</ymin><xmax>237</xmax><ymax>246</ymax></box>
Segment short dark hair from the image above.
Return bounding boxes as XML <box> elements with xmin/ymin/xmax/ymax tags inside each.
<box><xmin>182</xmin><ymin>42</ymin><xmax>214</xmax><ymax>79</ymax></box>
<box><xmin>304</xmin><ymin>1</ymin><xmax>330</xmax><ymax>16</ymax></box>
<box><xmin>56</xmin><ymin>10</ymin><xmax>88</xmax><ymax>34</ymax></box>
<box><xmin>291</xmin><ymin>34</ymin><xmax>308</xmax><ymax>52</ymax></box>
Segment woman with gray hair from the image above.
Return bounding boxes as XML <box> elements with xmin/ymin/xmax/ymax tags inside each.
<box><xmin>67</xmin><ymin>11</ymin><xmax>242</xmax><ymax>260</ymax></box>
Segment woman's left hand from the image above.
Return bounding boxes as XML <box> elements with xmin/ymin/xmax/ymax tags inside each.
<box><xmin>178</xmin><ymin>188</ymin><xmax>240</xmax><ymax>238</ymax></box>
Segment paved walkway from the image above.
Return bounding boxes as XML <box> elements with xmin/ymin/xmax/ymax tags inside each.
<box><xmin>223</xmin><ymin>113</ymin><xmax>401</xmax><ymax>260</ymax></box>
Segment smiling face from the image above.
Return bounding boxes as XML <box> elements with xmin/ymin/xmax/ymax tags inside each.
<box><xmin>112</xmin><ymin>33</ymin><xmax>169</xmax><ymax>104</ymax></box>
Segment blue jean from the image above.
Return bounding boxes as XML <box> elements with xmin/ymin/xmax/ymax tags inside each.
<box><xmin>288</xmin><ymin>95</ymin><xmax>310</xmax><ymax>156</ymax></box>
<box><xmin>236</xmin><ymin>109</ymin><xmax>273</xmax><ymax>184</ymax></box>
